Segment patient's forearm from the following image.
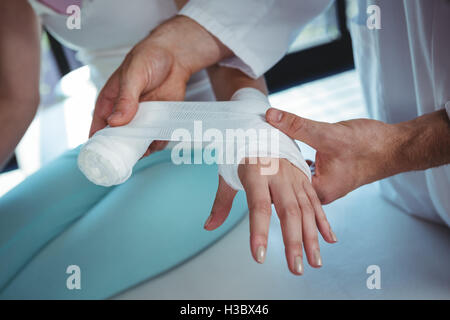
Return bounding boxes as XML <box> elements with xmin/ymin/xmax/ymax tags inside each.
<box><xmin>207</xmin><ymin>65</ymin><xmax>268</xmax><ymax>101</ymax></box>
<box><xmin>393</xmin><ymin>109</ymin><xmax>450</xmax><ymax>174</ymax></box>
<box><xmin>0</xmin><ymin>0</ymin><xmax>41</xmax><ymax>169</ymax></box>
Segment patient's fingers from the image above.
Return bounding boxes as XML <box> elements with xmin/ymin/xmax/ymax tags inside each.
<box><xmin>147</xmin><ymin>140</ymin><xmax>169</xmax><ymax>156</ymax></box>
<box><xmin>89</xmin><ymin>70</ymin><xmax>120</xmax><ymax>137</ymax></box>
<box><xmin>293</xmin><ymin>176</ymin><xmax>322</xmax><ymax>268</ymax></box>
<box><xmin>204</xmin><ymin>175</ymin><xmax>237</xmax><ymax>230</ymax></box>
<box><xmin>303</xmin><ymin>181</ymin><xmax>337</xmax><ymax>244</ymax></box>
<box><xmin>240</xmin><ymin>162</ymin><xmax>272</xmax><ymax>265</ymax></box>
<box><xmin>270</xmin><ymin>174</ymin><xmax>304</xmax><ymax>275</ymax></box>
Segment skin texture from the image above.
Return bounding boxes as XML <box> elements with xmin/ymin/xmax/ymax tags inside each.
<box><xmin>89</xmin><ymin>15</ymin><xmax>232</xmax><ymax>157</ymax></box>
<box><xmin>0</xmin><ymin>0</ymin><xmax>40</xmax><ymax>169</ymax></box>
<box><xmin>205</xmin><ymin>66</ymin><xmax>336</xmax><ymax>275</ymax></box>
<box><xmin>265</xmin><ymin>108</ymin><xmax>450</xmax><ymax>204</ymax></box>
<box><xmin>88</xmin><ymin>1</ymin><xmax>450</xmax><ymax>273</ymax></box>
<box><xmin>91</xmin><ymin>0</ymin><xmax>336</xmax><ymax>274</ymax></box>
<box><xmin>1</xmin><ymin>0</ymin><xmax>445</xmax><ymax>276</ymax></box>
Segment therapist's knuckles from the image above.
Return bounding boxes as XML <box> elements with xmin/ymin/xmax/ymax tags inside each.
<box><xmin>312</xmin><ymin>156</ymin><xmax>362</xmax><ymax>204</ymax></box>
<box><xmin>310</xmin><ymin>121</ymin><xmax>395</xmax><ymax>204</ymax></box>
<box><xmin>312</xmin><ymin>182</ymin><xmax>335</xmax><ymax>205</ymax></box>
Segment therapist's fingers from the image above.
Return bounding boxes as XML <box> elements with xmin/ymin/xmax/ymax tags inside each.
<box><xmin>265</xmin><ymin>108</ymin><xmax>333</xmax><ymax>150</ymax></box>
<box><xmin>240</xmin><ymin>162</ymin><xmax>272</xmax><ymax>265</ymax></box>
<box><xmin>270</xmin><ymin>174</ymin><xmax>304</xmax><ymax>275</ymax></box>
<box><xmin>204</xmin><ymin>175</ymin><xmax>237</xmax><ymax>231</ymax></box>
<box><xmin>89</xmin><ymin>70</ymin><xmax>120</xmax><ymax>137</ymax></box>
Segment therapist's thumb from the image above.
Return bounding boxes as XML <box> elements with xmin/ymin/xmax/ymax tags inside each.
<box><xmin>107</xmin><ymin>68</ymin><xmax>146</xmax><ymax>127</ymax></box>
<box><xmin>266</xmin><ymin>108</ymin><xmax>331</xmax><ymax>149</ymax></box>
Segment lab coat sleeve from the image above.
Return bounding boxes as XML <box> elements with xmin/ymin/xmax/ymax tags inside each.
<box><xmin>179</xmin><ymin>0</ymin><xmax>333</xmax><ymax>78</ymax></box>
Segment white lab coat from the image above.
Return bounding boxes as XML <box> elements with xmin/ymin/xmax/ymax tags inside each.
<box><xmin>180</xmin><ymin>0</ymin><xmax>450</xmax><ymax>225</ymax></box>
<box><xmin>29</xmin><ymin>0</ymin><xmax>215</xmax><ymax>101</ymax></box>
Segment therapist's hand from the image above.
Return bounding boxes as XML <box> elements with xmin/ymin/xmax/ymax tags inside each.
<box><xmin>89</xmin><ymin>15</ymin><xmax>231</xmax><ymax>154</ymax></box>
<box><xmin>264</xmin><ymin>108</ymin><xmax>450</xmax><ymax>204</ymax></box>
<box><xmin>204</xmin><ymin>159</ymin><xmax>338</xmax><ymax>276</ymax></box>
<box><xmin>89</xmin><ymin>43</ymin><xmax>187</xmax><ymax>153</ymax></box>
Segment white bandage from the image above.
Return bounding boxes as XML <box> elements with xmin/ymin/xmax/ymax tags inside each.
<box><xmin>78</xmin><ymin>88</ymin><xmax>311</xmax><ymax>189</ymax></box>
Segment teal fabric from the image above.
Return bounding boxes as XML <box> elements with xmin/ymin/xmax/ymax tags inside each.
<box><xmin>0</xmin><ymin>147</ymin><xmax>248</xmax><ymax>299</ymax></box>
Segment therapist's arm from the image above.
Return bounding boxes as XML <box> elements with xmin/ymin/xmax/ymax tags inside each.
<box><xmin>90</xmin><ymin>0</ymin><xmax>331</xmax><ymax>137</ymax></box>
<box><xmin>179</xmin><ymin>0</ymin><xmax>332</xmax><ymax>78</ymax></box>
<box><xmin>205</xmin><ymin>65</ymin><xmax>337</xmax><ymax>275</ymax></box>
<box><xmin>89</xmin><ymin>15</ymin><xmax>232</xmax><ymax>137</ymax></box>
<box><xmin>0</xmin><ymin>0</ymin><xmax>41</xmax><ymax>169</ymax></box>
<box><xmin>266</xmin><ymin>108</ymin><xmax>450</xmax><ymax>204</ymax></box>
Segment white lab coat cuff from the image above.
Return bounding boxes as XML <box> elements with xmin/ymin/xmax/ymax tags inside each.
<box><xmin>178</xmin><ymin>4</ymin><xmax>264</xmax><ymax>79</ymax></box>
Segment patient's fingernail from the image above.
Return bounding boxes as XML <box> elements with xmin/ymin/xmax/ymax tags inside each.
<box><xmin>330</xmin><ymin>229</ymin><xmax>338</xmax><ymax>242</ymax></box>
<box><xmin>203</xmin><ymin>214</ymin><xmax>213</xmax><ymax>229</ymax></box>
<box><xmin>267</xmin><ymin>109</ymin><xmax>283</xmax><ymax>123</ymax></box>
<box><xmin>294</xmin><ymin>256</ymin><xmax>303</xmax><ymax>275</ymax></box>
<box><xmin>314</xmin><ymin>249</ymin><xmax>323</xmax><ymax>267</ymax></box>
<box><xmin>256</xmin><ymin>246</ymin><xmax>266</xmax><ymax>264</ymax></box>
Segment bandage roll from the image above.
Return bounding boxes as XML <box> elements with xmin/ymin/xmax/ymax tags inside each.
<box><xmin>78</xmin><ymin>88</ymin><xmax>311</xmax><ymax>188</ymax></box>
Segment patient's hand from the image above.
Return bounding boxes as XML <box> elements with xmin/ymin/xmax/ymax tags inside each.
<box><xmin>204</xmin><ymin>158</ymin><xmax>337</xmax><ymax>275</ymax></box>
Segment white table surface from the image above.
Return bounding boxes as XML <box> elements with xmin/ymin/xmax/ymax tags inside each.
<box><xmin>114</xmin><ymin>181</ymin><xmax>450</xmax><ymax>300</ymax></box>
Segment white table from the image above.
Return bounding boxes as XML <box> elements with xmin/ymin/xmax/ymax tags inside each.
<box><xmin>114</xmin><ymin>182</ymin><xmax>450</xmax><ymax>300</ymax></box>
